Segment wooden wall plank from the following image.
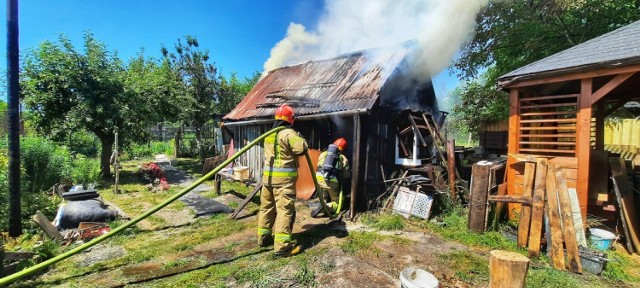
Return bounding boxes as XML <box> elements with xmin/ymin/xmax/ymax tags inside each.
<box><xmin>518</xmin><ymin>162</ymin><xmax>536</xmax><ymax>248</ymax></box>
<box><xmin>528</xmin><ymin>158</ymin><xmax>548</xmax><ymax>257</ymax></box>
<box><xmin>556</xmin><ymin>166</ymin><xmax>583</xmax><ymax>273</ymax></box>
<box><xmin>507</xmin><ymin>89</ymin><xmax>520</xmax><ymax>198</ymax></box>
<box><xmin>546</xmin><ymin>164</ymin><xmax>566</xmax><ymax>270</ymax></box>
<box><xmin>468</xmin><ymin>162</ymin><xmax>493</xmax><ymax>232</ymax></box>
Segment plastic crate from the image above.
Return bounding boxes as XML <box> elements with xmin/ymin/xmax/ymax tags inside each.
<box><xmin>393</xmin><ymin>187</ymin><xmax>434</xmax><ymax>219</ymax></box>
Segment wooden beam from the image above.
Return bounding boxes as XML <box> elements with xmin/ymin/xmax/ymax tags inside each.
<box><xmin>507</xmin><ymin>89</ymin><xmax>520</xmax><ymax>197</ymax></box>
<box><xmin>468</xmin><ymin>162</ymin><xmax>492</xmax><ymax>232</ymax></box>
<box><xmin>488</xmin><ymin>195</ymin><xmax>533</xmax><ymax>205</ymax></box>
<box><xmin>546</xmin><ymin>164</ymin><xmax>566</xmax><ymax>270</ymax></box>
<box><xmin>350</xmin><ymin>114</ymin><xmax>361</xmax><ymax>219</ymax></box>
<box><xmin>528</xmin><ymin>158</ymin><xmax>548</xmax><ymax>257</ymax></box>
<box><xmin>517</xmin><ymin>162</ymin><xmax>536</xmax><ymax>248</ymax></box>
<box><xmin>576</xmin><ymin>78</ymin><xmax>592</xmax><ymax>220</ymax></box>
<box><xmin>591</xmin><ymin>72</ymin><xmax>635</xmax><ymax>105</ymax></box>
<box><xmin>447</xmin><ymin>139</ymin><xmax>456</xmax><ymax>201</ymax></box>
<box><xmin>31</xmin><ymin>211</ymin><xmax>63</xmax><ymax>241</ymax></box>
<box><xmin>555</xmin><ymin>167</ymin><xmax>583</xmax><ymax>273</ymax></box>
<box><xmin>503</xmin><ymin>63</ymin><xmax>640</xmax><ymax>89</ymax></box>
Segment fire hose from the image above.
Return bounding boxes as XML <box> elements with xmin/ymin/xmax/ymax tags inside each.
<box><xmin>0</xmin><ymin>125</ymin><xmax>341</xmax><ymax>285</ymax></box>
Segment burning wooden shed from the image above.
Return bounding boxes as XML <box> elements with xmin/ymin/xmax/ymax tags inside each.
<box><xmin>497</xmin><ymin>20</ymin><xmax>640</xmax><ymax>226</ymax></box>
<box><xmin>223</xmin><ymin>43</ymin><xmax>448</xmax><ymax>216</ymax></box>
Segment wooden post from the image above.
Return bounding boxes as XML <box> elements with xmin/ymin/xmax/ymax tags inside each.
<box><xmin>506</xmin><ymin>89</ymin><xmax>520</xmax><ymax>199</ymax></box>
<box><xmin>489</xmin><ymin>250</ymin><xmax>530</xmax><ymax>288</ymax></box>
<box><xmin>114</xmin><ymin>132</ymin><xmax>119</xmax><ymax>194</ymax></box>
<box><xmin>468</xmin><ymin>162</ymin><xmax>492</xmax><ymax>232</ymax></box>
<box><xmin>576</xmin><ymin>78</ymin><xmax>592</xmax><ymax>220</ymax></box>
<box><xmin>31</xmin><ymin>211</ymin><xmax>63</xmax><ymax>241</ymax></box>
<box><xmin>447</xmin><ymin>139</ymin><xmax>457</xmax><ymax>201</ymax></box>
<box><xmin>214</xmin><ymin>174</ymin><xmax>221</xmax><ymax>195</ymax></box>
<box><xmin>350</xmin><ymin>114</ymin><xmax>361</xmax><ymax>219</ymax></box>
<box><xmin>174</xmin><ymin>126</ymin><xmax>182</xmax><ymax>158</ymax></box>
<box><xmin>595</xmin><ymin>102</ymin><xmax>605</xmax><ymax>150</ymax></box>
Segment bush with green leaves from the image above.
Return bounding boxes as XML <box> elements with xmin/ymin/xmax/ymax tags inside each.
<box><xmin>71</xmin><ymin>156</ymin><xmax>101</xmax><ymax>187</ymax></box>
<box><xmin>20</xmin><ymin>136</ymin><xmax>72</xmax><ymax>193</ymax></box>
<box><xmin>0</xmin><ymin>138</ymin><xmax>65</xmax><ymax>232</ymax></box>
<box><xmin>127</xmin><ymin>141</ymin><xmax>174</xmax><ymax>159</ymax></box>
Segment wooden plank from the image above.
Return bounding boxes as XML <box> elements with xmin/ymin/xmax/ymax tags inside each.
<box><xmin>521</xmin><ymin>102</ymin><xmax>577</xmax><ymax>109</ymax></box>
<box><xmin>521</xmin><ymin>111</ymin><xmax>576</xmax><ymax>117</ymax></box>
<box><xmin>555</xmin><ymin>167</ymin><xmax>583</xmax><ymax>273</ymax></box>
<box><xmin>528</xmin><ymin>158</ymin><xmax>548</xmax><ymax>257</ymax></box>
<box><xmin>468</xmin><ymin>162</ymin><xmax>492</xmax><ymax>232</ymax></box>
<box><xmin>609</xmin><ymin>157</ymin><xmax>639</xmax><ymax>253</ymax></box>
<box><xmin>568</xmin><ymin>188</ymin><xmax>587</xmax><ymax>247</ymax></box>
<box><xmin>576</xmin><ymin>78</ymin><xmax>593</xmax><ymax>223</ymax></box>
<box><xmin>546</xmin><ymin>164</ymin><xmax>566</xmax><ymax>270</ymax></box>
<box><xmin>519</xmin><ymin>148</ymin><xmax>575</xmax><ymax>154</ymax></box>
<box><xmin>519</xmin><ymin>141</ymin><xmax>575</xmax><ymax>146</ymax></box>
<box><xmin>31</xmin><ymin>211</ymin><xmax>63</xmax><ymax>241</ymax></box>
<box><xmin>518</xmin><ymin>162</ymin><xmax>536</xmax><ymax>248</ymax></box>
<box><xmin>520</xmin><ymin>126</ymin><xmax>575</xmax><ymax>131</ymax></box>
<box><xmin>591</xmin><ymin>72</ymin><xmax>635</xmax><ymax>104</ymax></box>
<box><xmin>488</xmin><ymin>195</ymin><xmax>532</xmax><ymax>205</ymax></box>
<box><xmin>407</xmin><ymin>115</ymin><xmax>428</xmax><ymax>147</ymax></box>
<box><xmin>519</xmin><ymin>134</ymin><xmax>576</xmax><ymax>138</ymax></box>
<box><xmin>493</xmin><ymin>183</ymin><xmax>508</xmax><ymax>229</ymax></box>
<box><xmin>501</xmin><ymin>63</ymin><xmax>640</xmax><ymax>89</ymax></box>
<box><xmin>230</xmin><ymin>181</ymin><xmax>262</xmax><ymax>220</ymax></box>
<box><xmin>519</xmin><ymin>94</ymin><xmax>579</xmax><ymax>102</ymax></box>
<box><xmin>520</xmin><ymin>119</ymin><xmax>577</xmax><ymax>124</ymax></box>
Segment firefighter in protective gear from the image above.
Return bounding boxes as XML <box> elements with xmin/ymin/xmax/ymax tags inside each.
<box><xmin>258</xmin><ymin>104</ymin><xmax>308</xmax><ymax>256</ymax></box>
<box><xmin>312</xmin><ymin>138</ymin><xmax>350</xmax><ymax>217</ymax></box>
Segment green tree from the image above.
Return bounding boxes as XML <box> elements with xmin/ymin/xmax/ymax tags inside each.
<box><xmin>21</xmin><ymin>33</ymin><xmax>153</xmax><ymax>176</ymax></box>
<box><xmin>451</xmin><ymin>0</ymin><xmax>640</xmax><ymax>137</ymax></box>
<box><xmin>217</xmin><ymin>71</ymin><xmax>260</xmax><ymax>114</ymax></box>
<box><xmin>161</xmin><ymin>35</ymin><xmax>219</xmax><ymax>161</ymax></box>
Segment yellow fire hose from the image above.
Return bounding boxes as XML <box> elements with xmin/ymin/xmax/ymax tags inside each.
<box><xmin>0</xmin><ymin>125</ymin><xmax>343</xmax><ymax>285</ymax></box>
<box><xmin>303</xmin><ymin>151</ymin><xmax>343</xmax><ymax>218</ymax></box>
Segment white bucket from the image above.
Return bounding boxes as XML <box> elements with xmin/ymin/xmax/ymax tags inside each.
<box><xmin>589</xmin><ymin>228</ymin><xmax>616</xmax><ymax>251</ymax></box>
<box><xmin>400</xmin><ymin>267</ymin><xmax>439</xmax><ymax>288</ymax></box>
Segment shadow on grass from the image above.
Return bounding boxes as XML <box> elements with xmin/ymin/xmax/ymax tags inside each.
<box><xmin>295</xmin><ymin>218</ymin><xmax>349</xmax><ymax>254</ymax></box>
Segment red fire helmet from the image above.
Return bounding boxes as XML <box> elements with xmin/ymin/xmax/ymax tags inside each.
<box><xmin>274</xmin><ymin>104</ymin><xmax>295</xmax><ymax>124</ymax></box>
<box><xmin>333</xmin><ymin>138</ymin><xmax>347</xmax><ymax>151</ymax></box>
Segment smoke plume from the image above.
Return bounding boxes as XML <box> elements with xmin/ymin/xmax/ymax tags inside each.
<box><xmin>263</xmin><ymin>0</ymin><xmax>489</xmax><ymax>80</ymax></box>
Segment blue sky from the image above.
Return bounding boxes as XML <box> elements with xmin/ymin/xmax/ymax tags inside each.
<box><xmin>0</xmin><ymin>0</ymin><xmax>460</xmax><ymax>106</ymax></box>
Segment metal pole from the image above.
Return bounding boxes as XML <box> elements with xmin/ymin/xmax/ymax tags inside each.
<box><xmin>7</xmin><ymin>0</ymin><xmax>21</xmax><ymax>237</ymax></box>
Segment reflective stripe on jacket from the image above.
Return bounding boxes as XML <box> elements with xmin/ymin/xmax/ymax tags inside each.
<box><xmin>263</xmin><ymin>128</ymin><xmax>308</xmax><ymax>186</ymax></box>
<box><xmin>315</xmin><ymin>151</ymin><xmax>350</xmax><ymax>183</ymax></box>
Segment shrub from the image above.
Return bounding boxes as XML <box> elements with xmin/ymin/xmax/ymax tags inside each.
<box><xmin>0</xmin><ymin>138</ymin><xmax>65</xmax><ymax>232</ymax></box>
<box><xmin>71</xmin><ymin>156</ymin><xmax>101</xmax><ymax>187</ymax></box>
<box><xmin>20</xmin><ymin>136</ymin><xmax>72</xmax><ymax>193</ymax></box>
<box><xmin>127</xmin><ymin>141</ymin><xmax>173</xmax><ymax>159</ymax></box>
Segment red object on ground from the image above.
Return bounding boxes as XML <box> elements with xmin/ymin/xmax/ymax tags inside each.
<box><xmin>142</xmin><ymin>162</ymin><xmax>170</xmax><ymax>190</ymax></box>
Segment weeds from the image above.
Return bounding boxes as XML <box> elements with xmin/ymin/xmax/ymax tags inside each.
<box><xmin>339</xmin><ymin>231</ymin><xmax>380</xmax><ymax>254</ymax></box>
<box><xmin>294</xmin><ymin>259</ymin><xmax>317</xmax><ymax>287</ymax></box>
<box><xmin>437</xmin><ymin>251</ymin><xmax>489</xmax><ymax>285</ymax></box>
<box><xmin>361</xmin><ymin>212</ymin><xmax>406</xmax><ymax>230</ymax></box>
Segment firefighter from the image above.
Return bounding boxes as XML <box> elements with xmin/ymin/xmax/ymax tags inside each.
<box><xmin>258</xmin><ymin>104</ymin><xmax>308</xmax><ymax>257</ymax></box>
<box><xmin>312</xmin><ymin>138</ymin><xmax>350</xmax><ymax>217</ymax></box>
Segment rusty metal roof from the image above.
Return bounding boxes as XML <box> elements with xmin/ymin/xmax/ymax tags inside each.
<box><xmin>223</xmin><ymin>45</ymin><xmax>413</xmax><ymax>121</ymax></box>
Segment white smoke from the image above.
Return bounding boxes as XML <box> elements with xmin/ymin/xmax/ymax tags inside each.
<box><xmin>263</xmin><ymin>0</ymin><xmax>489</xmax><ymax>80</ymax></box>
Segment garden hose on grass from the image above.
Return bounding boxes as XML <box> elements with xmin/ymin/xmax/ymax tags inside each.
<box><xmin>0</xmin><ymin>126</ymin><xmax>286</xmax><ymax>286</ymax></box>
<box><xmin>303</xmin><ymin>151</ymin><xmax>343</xmax><ymax>219</ymax></box>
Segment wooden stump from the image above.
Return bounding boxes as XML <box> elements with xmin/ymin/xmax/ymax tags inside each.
<box><xmin>489</xmin><ymin>250</ymin><xmax>530</xmax><ymax>288</ymax></box>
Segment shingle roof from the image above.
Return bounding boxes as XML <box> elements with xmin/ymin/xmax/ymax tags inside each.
<box><xmin>499</xmin><ymin>20</ymin><xmax>640</xmax><ymax>86</ymax></box>
<box><xmin>223</xmin><ymin>44</ymin><xmax>414</xmax><ymax>121</ymax></box>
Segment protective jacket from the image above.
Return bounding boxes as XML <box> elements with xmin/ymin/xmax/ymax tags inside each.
<box><xmin>316</xmin><ymin>151</ymin><xmax>350</xmax><ymax>187</ymax></box>
<box><xmin>263</xmin><ymin>127</ymin><xmax>308</xmax><ymax>186</ymax></box>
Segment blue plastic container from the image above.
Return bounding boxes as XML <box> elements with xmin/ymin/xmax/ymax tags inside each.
<box><xmin>589</xmin><ymin>228</ymin><xmax>616</xmax><ymax>251</ymax></box>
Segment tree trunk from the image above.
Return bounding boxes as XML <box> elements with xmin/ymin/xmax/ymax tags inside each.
<box><xmin>489</xmin><ymin>250</ymin><xmax>530</xmax><ymax>288</ymax></box>
<box><xmin>100</xmin><ymin>137</ymin><xmax>114</xmax><ymax>178</ymax></box>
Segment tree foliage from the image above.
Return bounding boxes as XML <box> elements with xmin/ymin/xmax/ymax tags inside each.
<box><xmin>451</xmin><ymin>0</ymin><xmax>640</xmax><ymax>137</ymax></box>
<box><xmin>21</xmin><ymin>33</ymin><xmax>156</xmax><ymax>176</ymax></box>
<box><xmin>217</xmin><ymin>71</ymin><xmax>260</xmax><ymax>114</ymax></box>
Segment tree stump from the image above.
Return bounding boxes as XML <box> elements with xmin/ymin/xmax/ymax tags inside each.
<box><xmin>489</xmin><ymin>250</ymin><xmax>530</xmax><ymax>288</ymax></box>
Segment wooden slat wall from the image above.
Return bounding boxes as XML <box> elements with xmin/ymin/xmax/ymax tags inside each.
<box><xmin>518</xmin><ymin>93</ymin><xmax>578</xmax><ymax>155</ymax></box>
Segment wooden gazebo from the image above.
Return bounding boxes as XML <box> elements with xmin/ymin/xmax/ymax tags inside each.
<box><xmin>498</xmin><ymin>20</ymin><xmax>640</xmax><ymax>221</ymax></box>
